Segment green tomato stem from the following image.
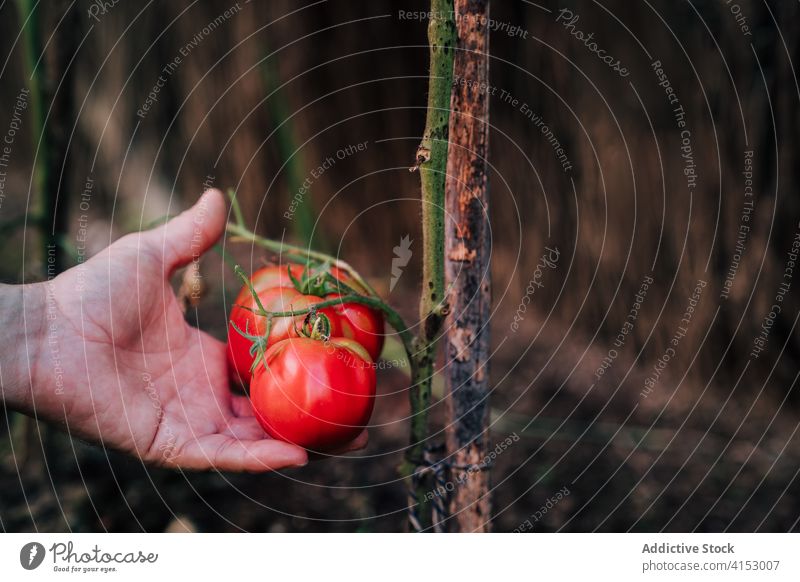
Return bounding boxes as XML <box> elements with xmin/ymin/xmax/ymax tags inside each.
<box><xmin>262</xmin><ymin>293</ymin><xmax>416</xmax><ymax>365</ymax></box>
<box><xmin>226</xmin><ymin>222</ymin><xmax>378</xmax><ymax>298</ymax></box>
<box><xmin>226</xmin><ymin>188</ymin><xmax>246</xmax><ymax>228</ymax></box>
<box><xmin>402</xmin><ymin>0</ymin><xmax>456</xmax><ymax>531</ymax></box>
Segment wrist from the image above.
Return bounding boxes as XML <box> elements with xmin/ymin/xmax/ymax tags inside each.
<box><xmin>0</xmin><ymin>282</ymin><xmax>47</xmax><ymax>413</ymax></box>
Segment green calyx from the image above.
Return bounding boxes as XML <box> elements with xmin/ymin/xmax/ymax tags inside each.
<box><xmin>287</xmin><ymin>262</ymin><xmax>364</xmax><ymax>298</ymax></box>
<box><xmin>230</xmin><ymin>316</ymin><xmax>274</xmax><ymax>375</ymax></box>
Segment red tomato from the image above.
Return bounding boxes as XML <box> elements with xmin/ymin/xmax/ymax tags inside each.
<box><xmin>228</xmin><ymin>261</ymin><xmax>384</xmax><ymax>383</ymax></box>
<box><xmin>250</xmin><ymin>337</ymin><xmax>376</xmax><ymax>451</ymax></box>
<box><xmin>324</xmin><ymin>267</ymin><xmax>385</xmax><ymax>359</ymax></box>
<box><xmin>326</xmin><ymin>293</ymin><xmax>385</xmax><ymax>361</ymax></box>
<box><xmin>227</xmin><ymin>285</ymin><xmax>341</xmax><ymax>386</ymax></box>
<box><xmin>328</xmin><ymin>266</ymin><xmax>364</xmax><ymax>290</ymax></box>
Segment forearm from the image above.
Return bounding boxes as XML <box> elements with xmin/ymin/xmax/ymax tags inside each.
<box><xmin>0</xmin><ymin>282</ymin><xmax>46</xmax><ymax>413</ymax></box>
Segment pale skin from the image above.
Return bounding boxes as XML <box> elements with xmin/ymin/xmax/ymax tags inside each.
<box><xmin>0</xmin><ymin>189</ymin><xmax>366</xmax><ymax>472</ymax></box>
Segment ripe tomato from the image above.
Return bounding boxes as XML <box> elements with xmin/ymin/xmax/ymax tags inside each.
<box><xmin>227</xmin><ymin>285</ymin><xmax>341</xmax><ymax>386</ymax></box>
<box><xmin>235</xmin><ymin>263</ymin><xmax>305</xmax><ymax>303</ymax></box>
<box><xmin>324</xmin><ymin>267</ymin><xmax>385</xmax><ymax>359</ymax></box>
<box><xmin>250</xmin><ymin>337</ymin><xmax>376</xmax><ymax>451</ymax></box>
<box><xmin>228</xmin><ymin>261</ymin><xmax>384</xmax><ymax>384</ymax></box>
<box><xmin>326</xmin><ymin>293</ymin><xmax>385</xmax><ymax>361</ymax></box>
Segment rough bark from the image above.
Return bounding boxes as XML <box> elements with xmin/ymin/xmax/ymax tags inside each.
<box><xmin>402</xmin><ymin>0</ymin><xmax>455</xmax><ymax>532</ymax></box>
<box><xmin>443</xmin><ymin>0</ymin><xmax>491</xmax><ymax>532</ymax></box>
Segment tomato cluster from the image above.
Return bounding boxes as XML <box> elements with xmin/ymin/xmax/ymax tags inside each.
<box><xmin>227</xmin><ymin>262</ymin><xmax>384</xmax><ymax>451</ymax></box>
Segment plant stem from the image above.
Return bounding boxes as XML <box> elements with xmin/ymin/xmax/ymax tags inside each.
<box><xmin>226</xmin><ymin>221</ymin><xmax>378</xmax><ymax>297</ymax></box>
<box><xmin>239</xmin><ymin>286</ymin><xmax>417</xmax><ymax>368</ymax></box>
<box><xmin>15</xmin><ymin>0</ymin><xmax>48</xmax><ymax>264</ymax></box>
<box><xmin>226</xmin><ymin>189</ymin><xmax>246</xmax><ymax>229</ymax></box>
<box><xmin>14</xmin><ymin>0</ymin><xmax>50</xmax><ymax>467</ymax></box>
<box><xmin>261</xmin><ymin>50</ymin><xmax>321</xmax><ymax>250</ymax></box>
<box><xmin>403</xmin><ymin>0</ymin><xmax>456</xmax><ymax>531</ymax></box>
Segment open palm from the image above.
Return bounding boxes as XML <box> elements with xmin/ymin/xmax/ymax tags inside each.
<box><xmin>33</xmin><ymin>190</ymin><xmax>324</xmax><ymax>471</ymax></box>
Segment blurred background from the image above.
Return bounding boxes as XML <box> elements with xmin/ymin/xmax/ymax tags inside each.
<box><xmin>1</xmin><ymin>0</ymin><xmax>798</xmax><ymax>532</ymax></box>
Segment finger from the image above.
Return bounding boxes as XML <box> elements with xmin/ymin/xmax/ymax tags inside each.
<box><xmin>340</xmin><ymin>429</ymin><xmax>369</xmax><ymax>452</ymax></box>
<box><xmin>146</xmin><ymin>188</ymin><xmax>227</xmax><ymax>273</ymax></box>
<box><xmin>221</xmin><ymin>416</ymin><xmax>268</xmax><ymax>440</ymax></box>
<box><xmin>170</xmin><ymin>434</ymin><xmax>308</xmax><ymax>472</ymax></box>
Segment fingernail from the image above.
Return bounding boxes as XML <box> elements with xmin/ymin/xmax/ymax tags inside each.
<box><xmin>296</xmin><ymin>455</ymin><xmax>309</xmax><ymax>467</ymax></box>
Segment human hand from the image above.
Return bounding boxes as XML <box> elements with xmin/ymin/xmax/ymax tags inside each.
<box><xmin>10</xmin><ymin>189</ymin><xmax>366</xmax><ymax>471</ymax></box>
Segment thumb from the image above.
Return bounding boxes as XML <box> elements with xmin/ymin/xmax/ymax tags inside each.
<box><xmin>148</xmin><ymin>189</ymin><xmax>227</xmax><ymax>273</ymax></box>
